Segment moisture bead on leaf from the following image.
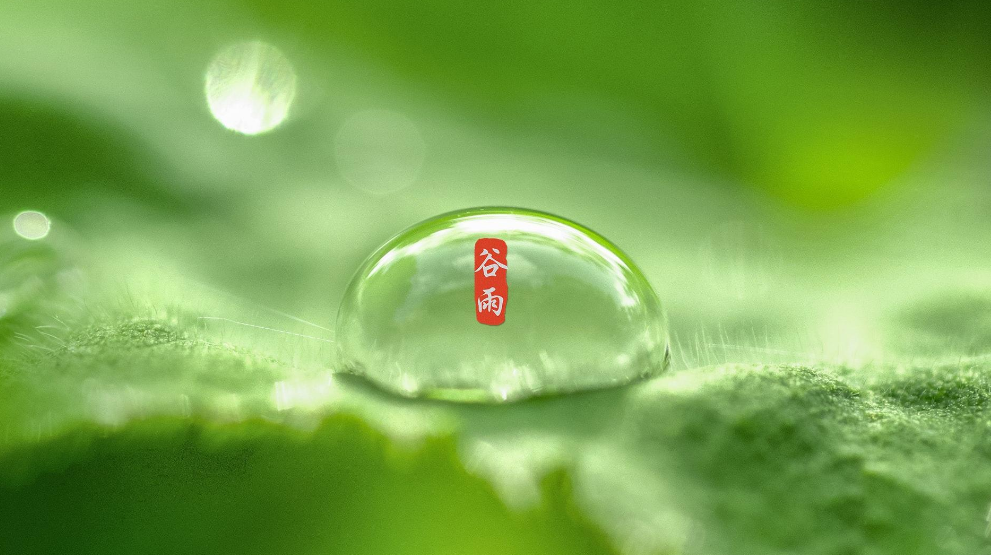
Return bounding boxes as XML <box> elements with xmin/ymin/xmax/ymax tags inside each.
<box><xmin>336</xmin><ymin>207</ymin><xmax>670</xmax><ymax>402</ymax></box>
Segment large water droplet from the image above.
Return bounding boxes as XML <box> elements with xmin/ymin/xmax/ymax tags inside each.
<box><xmin>336</xmin><ymin>207</ymin><xmax>669</xmax><ymax>402</ymax></box>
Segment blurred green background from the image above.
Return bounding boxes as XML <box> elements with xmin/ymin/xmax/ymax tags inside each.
<box><xmin>2</xmin><ymin>0</ymin><xmax>989</xmax><ymax>356</ymax></box>
<box><xmin>2</xmin><ymin>1</ymin><xmax>991</xmax><ymax>554</ymax></box>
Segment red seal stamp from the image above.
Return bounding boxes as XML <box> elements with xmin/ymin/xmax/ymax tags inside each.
<box><xmin>474</xmin><ymin>238</ymin><xmax>507</xmax><ymax>325</ymax></box>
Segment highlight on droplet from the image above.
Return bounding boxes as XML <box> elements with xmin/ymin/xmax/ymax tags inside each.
<box><xmin>12</xmin><ymin>210</ymin><xmax>51</xmax><ymax>240</ymax></box>
<box><xmin>204</xmin><ymin>41</ymin><xmax>297</xmax><ymax>135</ymax></box>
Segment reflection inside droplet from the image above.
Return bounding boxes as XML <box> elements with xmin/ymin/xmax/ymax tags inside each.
<box><xmin>336</xmin><ymin>207</ymin><xmax>670</xmax><ymax>402</ymax></box>
<box><xmin>335</xmin><ymin>109</ymin><xmax>426</xmax><ymax>195</ymax></box>
<box><xmin>204</xmin><ymin>41</ymin><xmax>297</xmax><ymax>135</ymax></box>
<box><xmin>12</xmin><ymin>210</ymin><xmax>51</xmax><ymax>240</ymax></box>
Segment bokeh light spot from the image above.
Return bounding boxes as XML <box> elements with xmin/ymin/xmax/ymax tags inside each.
<box><xmin>12</xmin><ymin>210</ymin><xmax>51</xmax><ymax>240</ymax></box>
<box><xmin>334</xmin><ymin>109</ymin><xmax>426</xmax><ymax>195</ymax></box>
<box><xmin>204</xmin><ymin>41</ymin><xmax>297</xmax><ymax>135</ymax></box>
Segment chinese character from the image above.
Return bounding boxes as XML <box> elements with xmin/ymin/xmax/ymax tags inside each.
<box><xmin>476</xmin><ymin>286</ymin><xmax>504</xmax><ymax>316</ymax></box>
<box><xmin>474</xmin><ymin>248</ymin><xmax>508</xmax><ymax>278</ymax></box>
<box><xmin>475</xmin><ymin>238</ymin><xmax>507</xmax><ymax>325</ymax></box>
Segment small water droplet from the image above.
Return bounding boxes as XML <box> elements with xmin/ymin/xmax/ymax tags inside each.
<box><xmin>205</xmin><ymin>41</ymin><xmax>297</xmax><ymax>135</ymax></box>
<box><xmin>336</xmin><ymin>207</ymin><xmax>669</xmax><ymax>402</ymax></box>
<box><xmin>12</xmin><ymin>210</ymin><xmax>51</xmax><ymax>240</ymax></box>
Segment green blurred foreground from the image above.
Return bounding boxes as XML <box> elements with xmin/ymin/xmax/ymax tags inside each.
<box><xmin>3</xmin><ymin>316</ymin><xmax>991</xmax><ymax>554</ymax></box>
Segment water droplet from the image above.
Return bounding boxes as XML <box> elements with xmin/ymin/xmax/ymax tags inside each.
<box><xmin>12</xmin><ymin>210</ymin><xmax>51</xmax><ymax>240</ymax></box>
<box><xmin>335</xmin><ymin>109</ymin><xmax>426</xmax><ymax>195</ymax></box>
<box><xmin>205</xmin><ymin>41</ymin><xmax>297</xmax><ymax>135</ymax></box>
<box><xmin>336</xmin><ymin>207</ymin><xmax>669</xmax><ymax>402</ymax></box>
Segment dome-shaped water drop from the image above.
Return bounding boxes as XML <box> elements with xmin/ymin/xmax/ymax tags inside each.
<box><xmin>336</xmin><ymin>207</ymin><xmax>669</xmax><ymax>402</ymax></box>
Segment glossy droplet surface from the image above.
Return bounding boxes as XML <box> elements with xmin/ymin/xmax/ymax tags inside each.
<box><xmin>336</xmin><ymin>207</ymin><xmax>669</xmax><ymax>402</ymax></box>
